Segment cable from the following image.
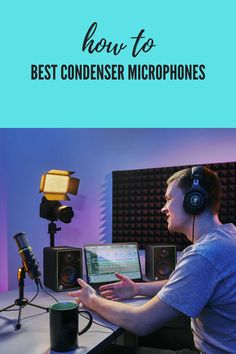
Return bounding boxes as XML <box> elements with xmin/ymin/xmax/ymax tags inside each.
<box><xmin>37</xmin><ymin>279</ymin><xmax>59</xmax><ymax>303</ymax></box>
<box><xmin>80</xmin><ymin>312</ymin><xmax>115</xmax><ymax>333</ymax></box>
<box><xmin>79</xmin><ymin>312</ymin><xmax>116</xmax><ymax>343</ymax></box>
<box><xmin>27</xmin><ymin>281</ymin><xmax>40</xmax><ymax>305</ymax></box>
<box><xmin>192</xmin><ymin>215</ymin><xmax>195</xmax><ymax>243</ymax></box>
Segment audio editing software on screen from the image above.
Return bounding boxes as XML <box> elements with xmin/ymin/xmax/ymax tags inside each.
<box><xmin>85</xmin><ymin>243</ymin><xmax>142</xmax><ymax>284</ymax></box>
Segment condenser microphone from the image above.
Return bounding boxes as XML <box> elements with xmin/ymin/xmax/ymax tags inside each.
<box><xmin>13</xmin><ymin>232</ymin><xmax>41</xmax><ymax>280</ymax></box>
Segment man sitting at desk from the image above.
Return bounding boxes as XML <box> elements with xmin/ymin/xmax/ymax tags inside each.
<box><xmin>68</xmin><ymin>166</ymin><xmax>236</xmax><ymax>354</ymax></box>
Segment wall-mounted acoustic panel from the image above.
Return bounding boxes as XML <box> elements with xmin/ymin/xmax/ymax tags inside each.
<box><xmin>112</xmin><ymin>162</ymin><xmax>236</xmax><ymax>250</ymax></box>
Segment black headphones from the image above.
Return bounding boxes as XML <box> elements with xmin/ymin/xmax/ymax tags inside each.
<box><xmin>183</xmin><ymin>166</ymin><xmax>208</xmax><ymax>215</ymax></box>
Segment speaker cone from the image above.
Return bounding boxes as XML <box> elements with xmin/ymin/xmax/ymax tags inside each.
<box><xmin>158</xmin><ymin>260</ymin><xmax>173</xmax><ymax>277</ymax></box>
<box><xmin>61</xmin><ymin>266</ymin><xmax>77</xmax><ymax>285</ymax></box>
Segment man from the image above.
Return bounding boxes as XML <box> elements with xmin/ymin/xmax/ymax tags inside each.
<box><xmin>68</xmin><ymin>166</ymin><xmax>236</xmax><ymax>353</ymax></box>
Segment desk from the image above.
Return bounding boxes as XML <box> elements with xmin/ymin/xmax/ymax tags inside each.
<box><xmin>0</xmin><ymin>285</ymin><xmax>147</xmax><ymax>354</ymax></box>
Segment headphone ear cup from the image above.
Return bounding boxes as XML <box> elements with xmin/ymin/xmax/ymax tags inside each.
<box><xmin>183</xmin><ymin>189</ymin><xmax>207</xmax><ymax>215</ymax></box>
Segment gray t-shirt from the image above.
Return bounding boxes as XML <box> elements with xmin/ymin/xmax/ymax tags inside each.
<box><xmin>158</xmin><ymin>223</ymin><xmax>236</xmax><ymax>354</ymax></box>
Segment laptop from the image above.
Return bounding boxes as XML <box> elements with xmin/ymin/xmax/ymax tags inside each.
<box><xmin>84</xmin><ymin>242</ymin><xmax>142</xmax><ymax>292</ymax></box>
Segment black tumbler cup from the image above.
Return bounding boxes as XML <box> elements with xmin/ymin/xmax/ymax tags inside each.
<box><xmin>49</xmin><ymin>301</ymin><xmax>93</xmax><ymax>352</ymax></box>
<box><xmin>49</xmin><ymin>302</ymin><xmax>79</xmax><ymax>352</ymax></box>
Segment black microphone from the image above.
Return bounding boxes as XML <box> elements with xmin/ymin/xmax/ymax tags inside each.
<box><xmin>13</xmin><ymin>232</ymin><xmax>41</xmax><ymax>280</ymax></box>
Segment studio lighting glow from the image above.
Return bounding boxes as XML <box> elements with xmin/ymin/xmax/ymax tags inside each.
<box><xmin>40</xmin><ymin>169</ymin><xmax>80</xmax><ymax>201</ymax></box>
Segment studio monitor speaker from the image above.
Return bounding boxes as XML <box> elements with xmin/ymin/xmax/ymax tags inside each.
<box><xmin>43</xmin><ymin>247</ymin><xmax>82</xmax><ymax>292</ymax></box>
<box><xmin>145</xmin><ymin>244</ymin><xmax>176</xmax><ymax>281</ymax></box>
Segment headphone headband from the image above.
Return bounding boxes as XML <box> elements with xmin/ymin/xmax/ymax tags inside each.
<box><xmin>191</xmin><ymin>166</ymin><xmax>203</xmax><ymax>186</ymax></box>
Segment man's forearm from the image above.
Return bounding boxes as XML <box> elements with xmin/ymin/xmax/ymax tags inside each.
<box><xmin>89</xmin><ymin>294</ymin><xmax>139</xmax><ymax>333</ymax></box>
<box><xmin>88</xmin><ymin>287</ymin><xmax>178</xmax><ymax>336</ymax></box>
<box><xmin>136</xmin><ymin>279</ymin><xmax>168</xmax><ymax>297</ymax></box>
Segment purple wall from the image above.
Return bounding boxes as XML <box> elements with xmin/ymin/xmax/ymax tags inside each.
<box><xmin>1</xmin><ymin>128</ymin><xmax>236</xmax><ymax>290</ymax></box>
<box><xmin>0</xmin><ymin>130</ymin><xmax>8</xmax><ymax>291</ymax></box>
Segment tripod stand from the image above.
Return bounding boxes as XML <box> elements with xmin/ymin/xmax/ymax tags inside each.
<box><xmin>0</xmin><ymin>266</ymin><xmax>48</xmax><ymax>330</ymax></box>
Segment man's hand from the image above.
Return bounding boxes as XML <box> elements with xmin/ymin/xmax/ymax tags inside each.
<box><xmin>68</xmin><ymin>278</ymin><xmax>97</xmax><ymax>309</ymax></box>
<box><xmin>99</xmin><ymin>273</ymin><xmax>139</xmax><ymax>301</ymax></box>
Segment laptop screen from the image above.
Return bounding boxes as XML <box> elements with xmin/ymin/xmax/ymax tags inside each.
<box><xmin>84</xmin><ymin>243</ymin><xmax>142</xmax><ymax>285</ymax></box>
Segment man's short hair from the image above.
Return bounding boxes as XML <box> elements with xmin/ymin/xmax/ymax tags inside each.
<box><xmin>167</xmin><ymin>166</ymin><xmax>222</xmax><ymax>214</ymax></box>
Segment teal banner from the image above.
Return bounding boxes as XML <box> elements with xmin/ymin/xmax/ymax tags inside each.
<box><xmin>1</xmin><ymin>0</ymin><xmax>235</xmax><ymax>127</ymax></box>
